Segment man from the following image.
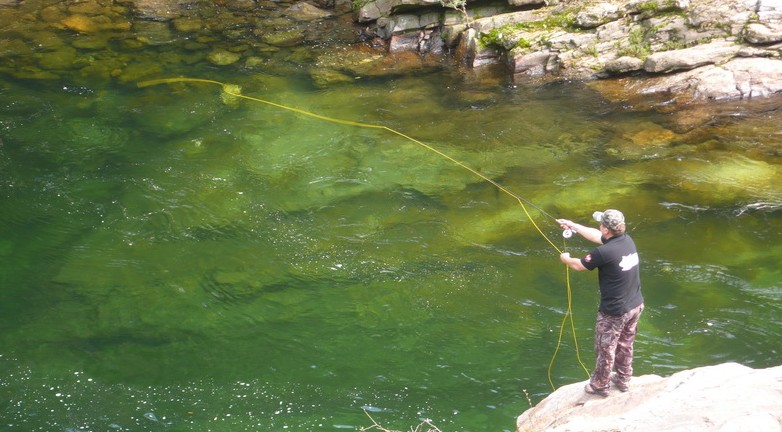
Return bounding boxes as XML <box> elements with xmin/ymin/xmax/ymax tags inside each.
<box><xmin>556</xmin><ymin>209</ymin><xmax>644</xmax><ymax>397</ymax></box>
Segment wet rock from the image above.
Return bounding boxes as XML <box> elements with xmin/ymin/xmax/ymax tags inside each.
<box><xmin>72</xmin><ymin>35</ymin><xmax>113</xmax><ymax>50</ymax></box>
<box><xmin>129</xmin><ymin>0</ymin><xmax>196</xmax><ymax>20</ymax></box>
<box><xmin>133</xmin><ymin>20</ymin><xmax>178</xmax><ymax>45</ymax></box>
<box><xmin>606</xmin><ymin>121</ymin><xmax>679</xmax><ymax>160</ymax></box>
<box><xmin>223</xmin><ymin>0</ymin><xmax>256</xmax><ymax>11</ymax></box>
<box><xmin>315</xmin><ymin>44</ymin><xmax>387</xmax><ymax>76</ymax></box>
<box><xmin>9</xmin><ymin>66</ymin><xmax>61</xmax><ymax>80</ymax></box>
<box><xmin>509</xmin><ymin>50</ymin><xmax>554</xmax><ymax>76</ymax></box>
<box><xmin>172</xmin><ymin>17</ymin><xmax>203</xmax><ymax>33</ymax></box>
<box><xmin>61</xmin><ymin>14</ymin><xmax>103</xmax><ymax>33</ymax></box>
<box><xmin>259</xmin><ymin>29</ymin><xmax>306</xmax><ymax>47</ymax></box>
<box><xmin>207</xmin><ymin>49</ymin><xmax>242</xmax><ymax>65</ymax></box>
<box><xmin>310</xmin><ymin>67</ymin><xmax>356</xmax><ymax>87</ymax></box>
<box><xmin>39</xmin><ymin>5</ymin><xmax>65</xmax><ymax>23</ymax></box>
<box><xmin>68</xmin><ymin>0</ymin><xmax>110</xmax><ymax>16</ymax></box>
<box><xmin>26</xmin><ymin>30</ymin><xmax>68</xmax><ymax>51</ymax></box>
<box><xmin>285</xmin><ymin>2</ymin><xmax>333</xmax><ymax>21</ymax></box>
<box><xmin>37</xmin><ymin>46</ymin><xmax>79</xmax><ymax>70</ymax></box>
<box><xmin>0</xmin><ymin>38</ymin><xmax>32</xmax><ymax>59</ymax></box>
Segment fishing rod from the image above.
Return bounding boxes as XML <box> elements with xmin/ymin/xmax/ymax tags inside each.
<box><xmin>137</xmin><ymin>77</ymin><xmax>590</xmax><ymax>387</ymax></box>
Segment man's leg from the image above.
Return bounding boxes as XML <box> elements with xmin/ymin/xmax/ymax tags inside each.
<box><xmin>613</xmin><ymin>304</ymin><xmax>644</xmax><ymax>385</ymax></box>
<box><xmin>590</xmin><ymin>311</ymin><xmax>623</xmax><ymax>391</ymax></box>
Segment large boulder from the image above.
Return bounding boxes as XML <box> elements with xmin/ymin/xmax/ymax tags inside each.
<box><xmin>517</xmin><ymin>362</ymin><xmax>782</xmax><ymax>432</ymax></box>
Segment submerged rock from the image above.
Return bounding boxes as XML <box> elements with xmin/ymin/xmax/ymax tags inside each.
<box><xmin>517</xmin><ymin>362</ymin><xmax>782</xmax><ymax>432</ymax></box>
<box><xmin>207</xmin><ymin>49</ymin><xmax>242</xmax><ymax>65</ymax></box>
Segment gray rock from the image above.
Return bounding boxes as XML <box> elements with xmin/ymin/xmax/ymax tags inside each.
<box><xmin>517</xmin><ymin>363</ymin><xmax>782</xmax><ymax>432</ymax></box>
<box><xmin>758</xmin><ymin>0</ymin><xmax>782</xmax><ymax>21</ymax></box>
<box><xmin>744</xmin><ymin>22</ymin><xmax>782</xmax><ymax>44</ymax></box>
<box><xmin>574</xmin><ymin>3</ymin><xmax>620</xmax><ymax>29</ymax></box>
<box><xmin>509</xmin><ymin>49</ymin><xmax>553</xmax><ymax>76</ymax></box>
<box><xmin>507</xmin><ymin>0</ymin><xmax>546</xmax><ymax>6</ymax></box>
<box><xmin>643</xmin><ymin>40</ymin><xmax>741</xmax><ymax>73</ymax></box>
<box><xmin>471</xmin><ymin>10</ymin><xmax>545</xmax><ymax>35</ymax></box>
<box><xmin>605</xmin><ymin>55</ymin><xmax>644</xmax><ymax>74</ymax></box>
<box><xmin>285</xmin><ymin>2</ymin><xmax>334</xmax><ymax>20</ymax></box>
<box><xmin>357</xmin><ymin>0</ymin><xmax>394</xmax><ymax>23</ymax></box>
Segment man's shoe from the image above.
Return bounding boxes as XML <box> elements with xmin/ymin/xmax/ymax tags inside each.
<box><xmin>611</xmin><ymin>375</ymin><xmax>629</xmax><ymax>392</ymax></box>
<box><xmin>584</xmin><ymin>383</ymin><xmax>609</xmax><ymax>397</ymax></box>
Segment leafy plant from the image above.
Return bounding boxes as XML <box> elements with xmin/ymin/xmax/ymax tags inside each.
<box><xmin>440</xmin><ymin>0</ymin><xmax>472</xmax><ymax>28</ymax></box>
<box><xmin>618</xmin><ymin>26</ymin><xmax>652</xmax><ymax>58</ymax></box>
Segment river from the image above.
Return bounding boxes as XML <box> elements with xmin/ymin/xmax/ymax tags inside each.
<box><xmin>1</xmin><ymin>1</ymin><xmax>781</xmax><ymax>431</ymax></box>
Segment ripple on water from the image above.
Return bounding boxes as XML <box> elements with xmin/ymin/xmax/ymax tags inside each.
<box><xmin>0</xmin><ymin>357</ymin><xmax>419</xmax><ymax>432</ymax></box>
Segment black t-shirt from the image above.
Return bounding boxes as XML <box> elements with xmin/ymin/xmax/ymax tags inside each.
<box><xmin>580</xmin><ymin>233</ymin><xmax>643</xmax><ymax>316</ymax></box>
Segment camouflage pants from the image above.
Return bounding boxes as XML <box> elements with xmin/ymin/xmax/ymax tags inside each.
<box><xmin>590</xmin><ymin>303</ymin><xmax>644</xmax><ymax>391</ymax></box>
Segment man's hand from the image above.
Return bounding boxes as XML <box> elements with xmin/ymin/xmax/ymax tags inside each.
<box><xmin>556</xmin><ymin>219</ymin><xmax>575</xmax><ymax>231</ymax></box>
<box><xmin>560</xmin><ymin>252</ymin><xmax>587</xmax><ymax>271</ymax></box>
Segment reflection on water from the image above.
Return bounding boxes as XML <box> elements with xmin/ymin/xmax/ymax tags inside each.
<box><xmin>1</xmin><ymin>12</ymin><xmax>782</xmax><ymax>431</ymax></box>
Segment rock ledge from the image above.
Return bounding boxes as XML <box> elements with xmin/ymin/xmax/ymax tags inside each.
<box><xmin>517</xmin><ymin>362</ymin><xmax>782</xmax><ymax>432</ymax></box>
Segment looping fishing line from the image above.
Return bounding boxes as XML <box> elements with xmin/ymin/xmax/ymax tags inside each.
<box><xmin>137</xmin><ymin>77</ymin><xmax>590</xmax><ymax>389</ymax></box>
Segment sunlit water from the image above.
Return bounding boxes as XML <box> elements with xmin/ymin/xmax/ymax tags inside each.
<box><xmin>2</xmin><ymin>11</ymin><xmax>782</xmax><ymax>432</ymax></box>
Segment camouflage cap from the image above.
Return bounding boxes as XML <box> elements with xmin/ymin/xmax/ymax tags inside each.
<box><xmin>592</xmin><ymin>209</ymin><xmax>625</xmax><ymax>230</ymax></box>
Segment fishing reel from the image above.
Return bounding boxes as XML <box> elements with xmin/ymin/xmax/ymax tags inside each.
<box><xmin>562</xmin><ymin>229</ymin><xmax>574</xmax><ymax>239</ymax></box>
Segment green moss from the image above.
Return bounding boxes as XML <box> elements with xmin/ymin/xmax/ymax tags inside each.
<box><xmin>617</xmin><ymin>26</ymin><xmax>652</xmax><ymax>59</ymax></box>
<box><xmin>478</xmin><ymin>9</ymin><xmax>578</xmax><ymax>50</ymax></box>
<box><xmin>636</xmin><ymin>1</ymin><xmax>660</xmax><ymax>12</ymax></box>
<box><xmin>583</xmin><ymin>41</ymin><xmax>599</xmax><ymax>58</ymax></box>
<box><xmin>352</xmin><ymin>0</ymin><xmax>370</xmax><ymax>10</ymax></box>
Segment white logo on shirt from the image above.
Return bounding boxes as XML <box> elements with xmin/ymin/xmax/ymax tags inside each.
<box><xmin>620</xmin><ymin>253</ymin><xmax>639</xmax><ymax>271</ymax></box>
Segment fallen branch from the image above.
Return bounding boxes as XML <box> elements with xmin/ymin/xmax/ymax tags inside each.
<box><xmin>359</xmin><ymin>409</ymin><xmax>443</xmax><ymax>432</ymax></box>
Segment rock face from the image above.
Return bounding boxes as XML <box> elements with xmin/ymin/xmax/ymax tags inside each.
<box><xmin>516</xmin><ymin>363</ymin><xmax>782</xmax><ymax>432</ymax></box>
<box><xmin>357</xmin><ymin>0</ymin><xmax>782</xmax><ymax>103</ymax></box>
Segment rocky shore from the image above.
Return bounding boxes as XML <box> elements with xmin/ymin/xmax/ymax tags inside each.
<box><xmin>357</xmin><ymin>0</ymin><xmax>782</xmax><ymax>106</ymax></box>
<box><xmin>2</xmin><ymin>0</ymin><xmax>781</xmax><ymax>108</ymax></box>
<box><xmin>516</xmin><ymin>362</ymin><xmax>782</xmax><ymax>432</ymax></box>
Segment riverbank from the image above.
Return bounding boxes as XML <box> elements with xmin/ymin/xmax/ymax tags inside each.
<box><xmin>3</xmin><ymin>0</ymin><xmax>782</xmax><ymax>108</ymax></box>
<box><xmin>355</xmin><ymin>0</ymin><xmax>782</xmax><ymax>107</ymax></box>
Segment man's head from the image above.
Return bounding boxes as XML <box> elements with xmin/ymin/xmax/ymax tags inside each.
<box><xmin>593</xmin><ymin>209</ymin><xmax>626</xmax><ymax>235</ymax></box>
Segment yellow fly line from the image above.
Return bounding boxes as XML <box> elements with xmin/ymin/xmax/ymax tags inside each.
<box><xmin>137</xmin><ymin>77</ymin><xmax>590</xmax><ymax>388</ymax></box>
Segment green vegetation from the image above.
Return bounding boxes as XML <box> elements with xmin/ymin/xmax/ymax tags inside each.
<box><xmin>635</xmin><ymin>0</ymin><xmax>682</xmax><ymax>13</ymax></box>
<box><xmin>440</xmin><ymin>0</ymin><xmax>472</xmax><ymax>27</ymax></box>
<box><xmin>617</xmin><ymin>26</ymin><xmax>653</xmax><ymax>59</ymax></box>
<box><xmin>352</xmin><ymin>0</ymin><xmax>370</xmax><ymax>10</ymax></box>
<box><xmin>636</xmin><ymin>1</ymin><xmax>661</xmax><ymax>13</ymax></box>
<box><xmin>480</xmin><ymin>27</ymin><xmax>507</xmax><ymax>48</ymax></box>
<box><xmin>478</xmin><ymin>9</ymin><xmax>578</xmax><ymax>50</ymax></box>
<box><xmin>583</xmin><ymin>40</ymin><xmax>599</xmax><ymax>58</ymax></box>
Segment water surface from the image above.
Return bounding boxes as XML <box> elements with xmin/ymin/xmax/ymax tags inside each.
<box><xmin>1</xmin><ymin>8</ymin><xmax>781</xmax><ymax>432</ymax></box>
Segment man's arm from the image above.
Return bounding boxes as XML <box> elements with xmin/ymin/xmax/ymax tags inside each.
<box><xmin>560</xmin><ymin>252</ymin><xmax>587</xmax><ymax>271</ymax></box>
<box><xmin>556</xmin><ymin>219</ymin><xmax>603</xmax><ymax>245</ymax></box>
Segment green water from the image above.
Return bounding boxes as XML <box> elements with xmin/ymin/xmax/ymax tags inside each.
<box><xmin>1</xmin><ymin>35</ymin><xmax>782</xmax><ymax>432</ymax></box>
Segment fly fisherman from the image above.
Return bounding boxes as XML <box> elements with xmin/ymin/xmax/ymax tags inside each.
<box><xmin>556</xmin><ymin>209</ymin><xmax>644</xmax><ymax>397</ymax></box>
